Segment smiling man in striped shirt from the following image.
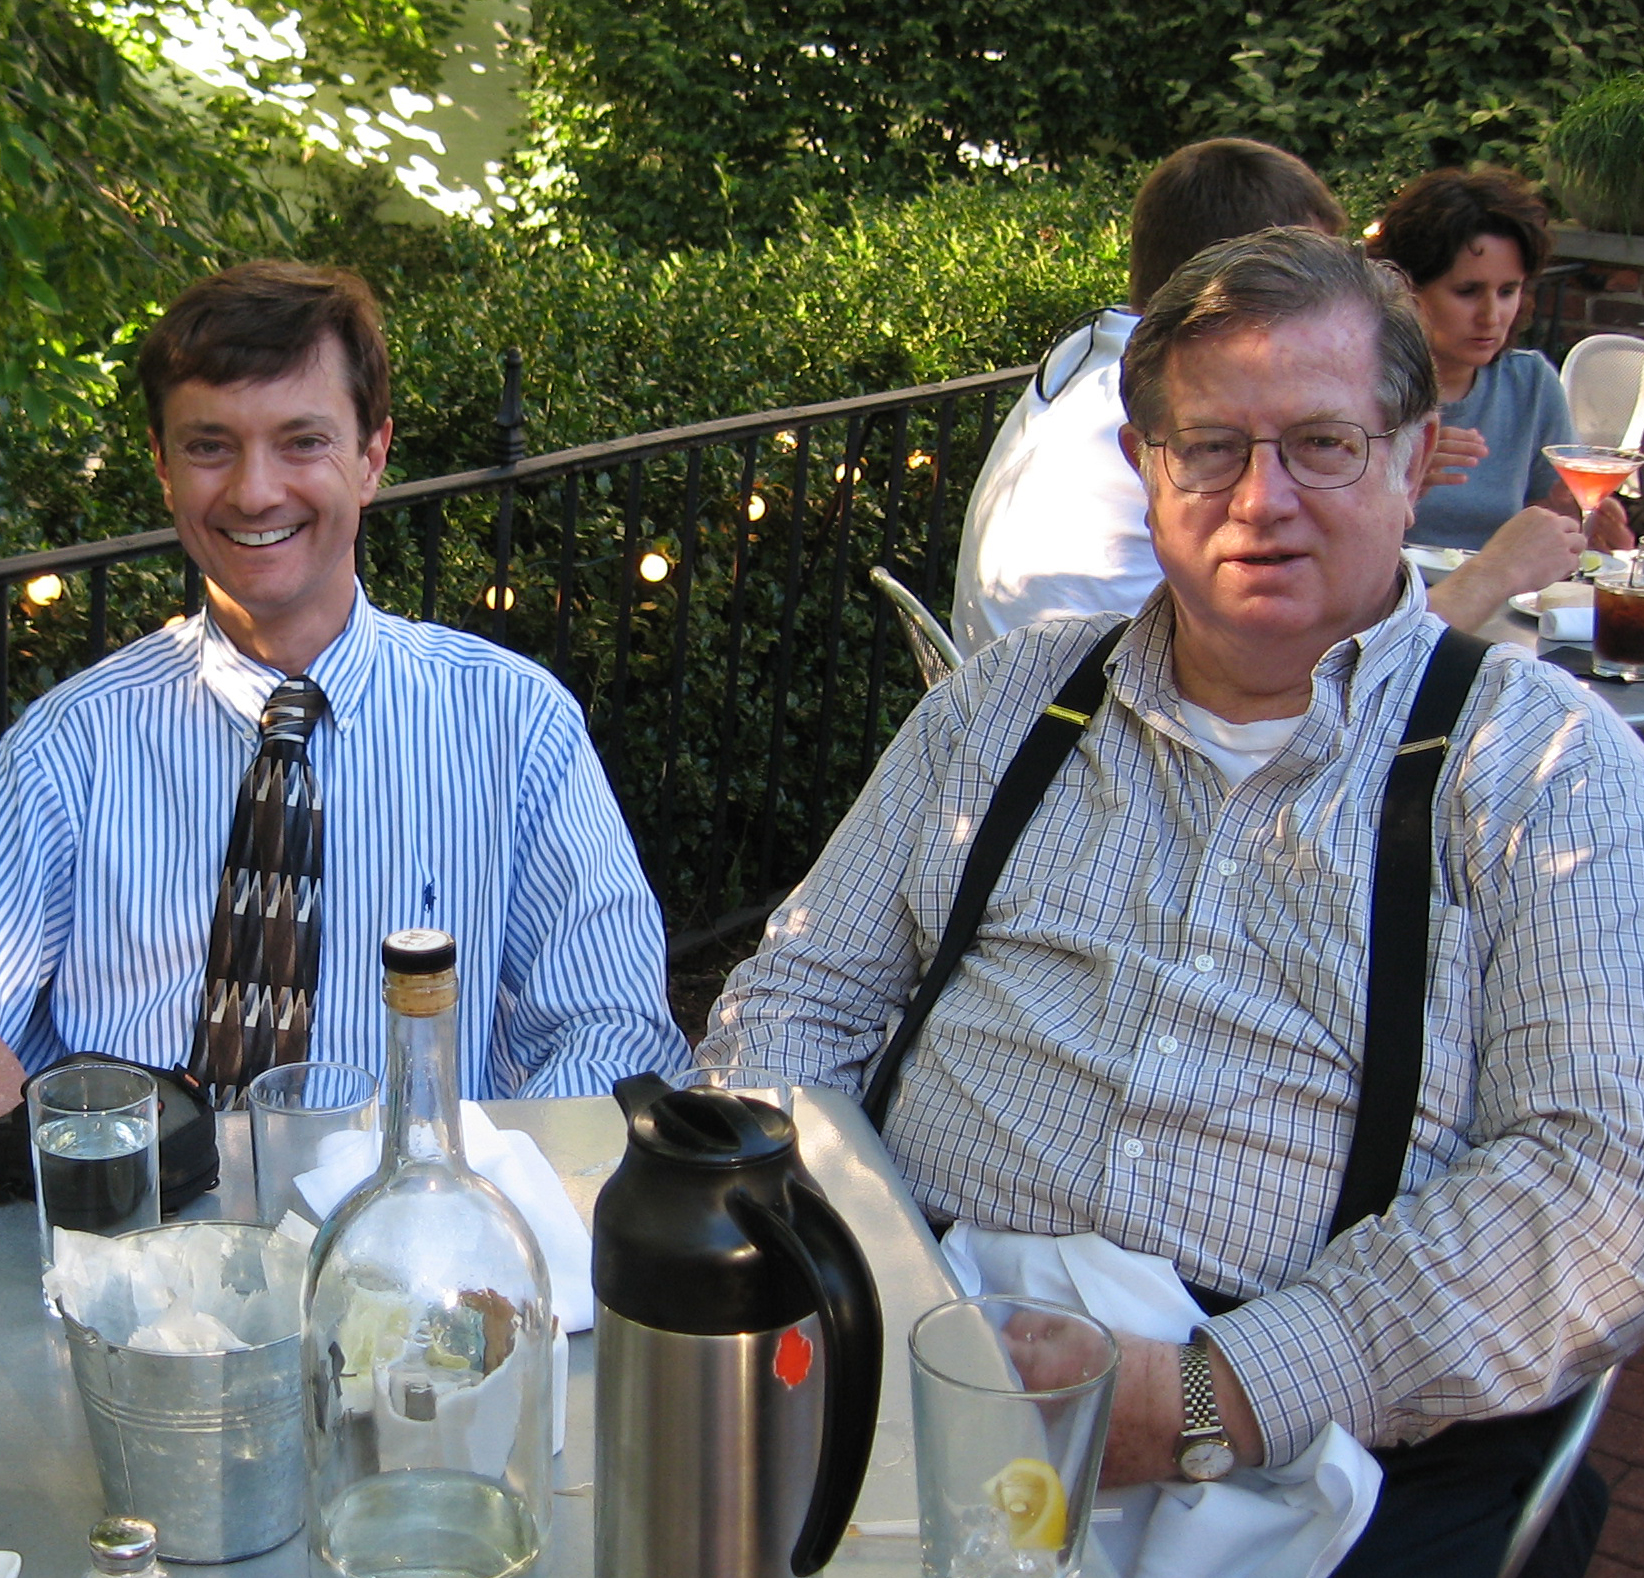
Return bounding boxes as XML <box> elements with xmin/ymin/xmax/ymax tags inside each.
<box><xmin>0</xmin><ymin>261</ymin><xmax>687</xmax><ymax>1103</ymax></box>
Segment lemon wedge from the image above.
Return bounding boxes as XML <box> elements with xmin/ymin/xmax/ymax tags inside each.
<box><xmin>1580</xmin><ymin>549</ymin><xmax>1605</xmax><ymax>576</ymax></box>
<box><xmin>982</xmin><ymin>1456</ymin><xmax>1067</xmax><ymax>1550</ymax></box>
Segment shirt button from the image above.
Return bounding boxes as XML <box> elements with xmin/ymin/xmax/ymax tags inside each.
<box><xmin>1157</xmin><ymin>1035</ymin><xmax>1179</xmax><ymax>1054</ymax></box>
<box><xmin>1193</xmin><ymin>954</ymin><xmax>1216</xmax><ymax>973</ymax></box>
<box><xmin>1217</xmin><ymin>858</ymin><xmax>1239</xmax><ymax>877</ymax></box>
<box><xmin>1120</xmin><ymin>1138</ymin><xmax>1146</xmax><ymax>1159</ymax></box>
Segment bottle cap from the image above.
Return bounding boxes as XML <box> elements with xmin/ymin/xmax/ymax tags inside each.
<box><xmin>382</xmin><ymin>929</ymin><xmax>457</xmax><ymax>974</ymax></box>
<box><xmin>88</xmin><ymin>1517</ymin><xmax>158</xmax><ymax>1574</ymax></box>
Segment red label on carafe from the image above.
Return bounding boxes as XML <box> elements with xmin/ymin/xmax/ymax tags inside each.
<box><xmin>774</xmin><ymin>1325</ymin><xmax>813</xmax><ymax>1388</ymax></box>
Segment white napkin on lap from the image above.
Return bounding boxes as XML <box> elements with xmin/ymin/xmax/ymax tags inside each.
<box><xmin>295</xmin><ymin>1102</ymin><xmax>595</xmax><ymax>1332</ymax></box>
<box><xmin>942</xmin><ymin>1225</ymin><xmax>1382</xmax><ymax>1578</ymax></box>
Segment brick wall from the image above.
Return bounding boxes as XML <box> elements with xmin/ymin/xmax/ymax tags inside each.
<box><xmin>1535</xmin><ymin>224</ymin><xmax>1644</xmax><ymax>362</ymax></box>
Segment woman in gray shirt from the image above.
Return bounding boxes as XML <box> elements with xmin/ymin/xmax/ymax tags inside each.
<box><xmin>1369</xmin><ymin>167</ymin><xmax>1629</xmax><ymax>554</ymax></box>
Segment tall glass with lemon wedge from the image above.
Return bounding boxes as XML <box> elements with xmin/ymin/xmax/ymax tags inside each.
<box><xmin>910</xmin><ymin>1296</ymin><xmax>1118</xmax><ymax>1577</ymax></box>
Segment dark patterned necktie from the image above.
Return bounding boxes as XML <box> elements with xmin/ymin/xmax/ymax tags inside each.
<box><xmin>192</xmin><ymin>676</ymin><xmax>326</xmax><ymax>1107</ymax></box>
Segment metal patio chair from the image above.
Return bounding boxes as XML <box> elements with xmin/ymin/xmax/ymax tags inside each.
<box><xmin>1496</xmin><ymin>1362</ymin><xmax>1620</xmax><ymax>1578</ymax></box>
<box><xmin>1561</xmin><ymin>333</ymin><xmax>1644</xmax><ymax>452</ymax></box>
<box><xmin>870</xmin><ymin>566</ymin><xmax>962</xmax><ymax>690</ymax></box>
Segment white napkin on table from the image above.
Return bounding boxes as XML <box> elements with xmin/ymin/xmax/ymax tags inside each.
<box><xmin>295</xmin><ymin>1101</ymin><xmax>595</xmax><ymax>1332</ymax></box>
<box><xmin>943</xmin><ymin>1224</ymin><xmax>1382</xmax><ymax>1578</ymax></box>
<box><xmin>1540</xmin><ymin>604</ymin><xmax>1595</xmax><ymax>642</ymax></box>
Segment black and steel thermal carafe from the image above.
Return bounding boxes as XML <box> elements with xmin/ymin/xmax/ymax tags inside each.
<box><xmin>593</xmin><ymin>1073</ymin><xmax>882</xmax><ymax>1578</ymax></box>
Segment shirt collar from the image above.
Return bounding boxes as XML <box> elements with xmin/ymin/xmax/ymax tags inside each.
<box><xmin>197</xmin><ymin>581</ymin><xmax>378</xmax><ymax>736</ymax></box>
<box><xmin>304</xmin><ymin>582</ymin><xmax>378</xmax><ymax>732</ymax></box>
<box><xmin>1109</xmin><ymin>563</ymin><xmax>1435</xmax><ymax>748</ymax></box>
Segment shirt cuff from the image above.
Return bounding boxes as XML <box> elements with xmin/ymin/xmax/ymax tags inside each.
<box><xmin>1203</xmin><ymin>1279</ymin><xmax>1376</xmax><ymax>1467</ymax></box>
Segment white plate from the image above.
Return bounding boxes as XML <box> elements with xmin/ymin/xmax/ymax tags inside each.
<box><xmin>1513</xmin><ymin>561</ymin><xmax>1629</xmax><ymax>619</ymax></box>
<box><xmin>1405</xmin><ymin>544</ymin><xmax>1474</xmax><ymax>583</ymax></box>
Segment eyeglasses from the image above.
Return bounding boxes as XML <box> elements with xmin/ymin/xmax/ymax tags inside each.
<box><xmin>1143</xmin><ymin>422</ymin><xmax>1400</xmax><ymax>494</ymax></box>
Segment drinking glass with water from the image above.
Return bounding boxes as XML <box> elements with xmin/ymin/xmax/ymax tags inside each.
<box><xmin>28</xmin><ymin>1060</ymin><xmax>160</xmax><ymax>1282</ymax></box>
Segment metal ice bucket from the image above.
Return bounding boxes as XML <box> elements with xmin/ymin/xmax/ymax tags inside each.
<box><xmin>61</xmin><ymin>1220</ymin><xmax>305</xmax><ymax>1563</ymax></box>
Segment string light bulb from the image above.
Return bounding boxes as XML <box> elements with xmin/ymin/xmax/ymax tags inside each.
<box><xmin>745</xmin><ymin>494</ymin><xmax>767</xmax><ymax>522</ymax></box>
<box><xmin>638</xmin><ymin>551</ymin><xmax>671</xmax><ymax>584</ymax></box>
<box><xmin>483</xmin><ymin>584</ymin><xmax>517</xmax><ymax>611</ymax></box>
<box><xmin>24</xmin><ymin>574</ymin><xmax>64</xmax><ymax>605</ymax></box>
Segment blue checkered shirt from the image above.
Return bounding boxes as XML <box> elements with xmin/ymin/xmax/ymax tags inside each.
<box><xmin>703</xmin><ymin>575</ymin><xmax>1644</xmax><ymax>1463</ymax></box>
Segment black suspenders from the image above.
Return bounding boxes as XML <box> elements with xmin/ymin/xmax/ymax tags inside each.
<box><xmin>861</xmin><ymin>623</ymin><xmax>1490</xmax><ymax>1248</ymax></box>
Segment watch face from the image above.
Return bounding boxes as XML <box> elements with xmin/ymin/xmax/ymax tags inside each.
<box><xmin>1179</xmin><ymin>1437</ymin><xmax>1237</xmax><ymax>1483</ymax></box>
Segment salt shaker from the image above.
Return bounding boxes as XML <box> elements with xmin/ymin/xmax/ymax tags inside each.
<box><xmin>85</xmin><ymin>1517</ymin><xmax>164</xmax><ymax>1578</ymax></box>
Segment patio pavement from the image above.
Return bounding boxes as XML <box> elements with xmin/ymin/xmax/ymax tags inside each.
<box><xmin>1586</xmin><ymin>1348</ymin><xmax>1644</xmax><ymax>1575</ymax></box>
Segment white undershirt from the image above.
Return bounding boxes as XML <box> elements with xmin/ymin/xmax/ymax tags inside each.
<box><xmin>1177</xmin><ymin>698</ymin><xmax>1305</xmax><ymax>786</ymax></box>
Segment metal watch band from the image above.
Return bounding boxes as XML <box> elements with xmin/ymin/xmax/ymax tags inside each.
<box><xmin>1179</xmin><ymin>1337</ymin><xmax>1221</xmax><ymax>1435</ymax></box>
<box><xmin>1175</xmin><ymin>1336</ymin><xmax>1237</xmax><ymax>1482</ymax></box>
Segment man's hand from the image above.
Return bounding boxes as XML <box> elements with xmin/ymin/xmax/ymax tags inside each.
<box><xmin>1006</xmin><ymin>1320</ymin><xmax>1263</xmax><ymax>1487</ymax></box>
<box><xmin>1420</xmin><ymin>427</ymin><xmax>1488</xmax><ymax>497</ymax></box>
<box><xmin>1544</xmin><ymin>478</ymin><xmax>1636</xmax><ymax>552</ymax></box>
<box><xmin>1004</xmin><ymin>1304</ymin><xmax>1118</xmax><ymax>1392</ymax></box>
<box><xmin>1586</xmin><ymin>495</ymin><xmax>1634</xmax><ymax>552</ymax></box>
<box><xmin>1426</xmin><ymin>506</ymin><xmax>1584</xmax><ymax>633</ymax></box>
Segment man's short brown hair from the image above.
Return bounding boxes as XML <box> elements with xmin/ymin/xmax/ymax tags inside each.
<box><xmin>1127</xmin><ymin>139</ymin><xmax>1345</xmax><ymax>310</ymax></box>
<box><xmin>139</xmin><ymin>261</ymin><xmax>390</xmax><ymax>447</ymax></box>
<box><xmin>1120</xmin><ymin>226</ymin><xmax>1437</xmax><ymax>439</ymax></box>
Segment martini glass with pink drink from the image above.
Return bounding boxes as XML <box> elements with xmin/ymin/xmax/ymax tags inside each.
<box><xmin>1542</xmin><ymin>443</ymin><xmax>1644</xmax><ymax>522</ymax></box>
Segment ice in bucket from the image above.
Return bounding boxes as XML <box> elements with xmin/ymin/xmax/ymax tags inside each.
<box><xmin>50</xmin><ymin>1220</ymin><xmax>308</xmax><ymax>1564</ymax></box>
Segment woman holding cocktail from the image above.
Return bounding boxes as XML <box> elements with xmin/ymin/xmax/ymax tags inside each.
<box><xmin>1368</xmin><ymin>166</ymin><xmax>1631</xmax><ymax>556</ymax></box>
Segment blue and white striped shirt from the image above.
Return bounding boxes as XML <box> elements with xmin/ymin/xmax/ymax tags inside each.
<box><xmin>0</xmin><ymin>584</ymin><xmax>688</xmax><ymax>1098</ymax></box>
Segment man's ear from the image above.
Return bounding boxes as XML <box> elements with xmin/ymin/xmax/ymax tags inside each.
<box><xmin>149</xmin><ymin>429</ymin><xmax>173</xmax><ymax>510</ymax></box>
<box><xmin>1399</xmin><ymin>413</ymin><xmax>1440</xmax><ymax>507</ymax></box>
<box><xmin>1119</xmin><ymin>423</ymin><xmax>1148</xmax><ymax>479</ymax></box>
<box><xmin>358</xmin><ymin>418</ymin><xmax>393</xmax><ymax>505</ymax></box>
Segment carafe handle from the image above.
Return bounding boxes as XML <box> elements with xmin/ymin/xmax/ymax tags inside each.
<box><xmin>732</xmin><ymin>1182</ymin><xmax>882</xmax><ymax>1577</ymax></box>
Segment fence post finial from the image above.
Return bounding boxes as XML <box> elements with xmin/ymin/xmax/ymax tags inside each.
<box><xmin>494</xmin><ymin>348</ymin><xmax>525</xmax><ymax>469</ymax></box>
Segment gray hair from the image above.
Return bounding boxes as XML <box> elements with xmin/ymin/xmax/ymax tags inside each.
<box><xmin>1119</xmin><ymin>227</ymin><xmax>1438</xmax><ymax>439</ymax></box>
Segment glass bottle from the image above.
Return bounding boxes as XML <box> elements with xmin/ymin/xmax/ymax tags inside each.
<box><xmin>84</xmin><ymin>1517</ymin><xmax>164</xmax><ymax>1578</ymax></box>
<box><xmin>302</xmin><ymin>928</ymin><xmax>554</xmax><ymax>1578</ymax></box>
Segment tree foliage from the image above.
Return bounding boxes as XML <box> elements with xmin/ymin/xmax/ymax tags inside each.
<box><xmin>517</xmin><ymin>0</ymin><xmax>1175</xmax><ymax>248</ymax></box>
<box><xmin>518</xmin><ymin>0</ymin><xmax>1644</xmax><ymax>251</ymax></box>
<box><xmin>1</xmin><ymin>1</ymin><xmax>276</xmax><ymax>423</ymax></box>
<box><xmin>0</xmin><ymin>0</ymin><xmax>460</xmax><ymax>430</ymax></box>
<box><xmin>1188</xmin><ymin>0</ymin><xmax>1644</xmax><ymax>182</ymax></box>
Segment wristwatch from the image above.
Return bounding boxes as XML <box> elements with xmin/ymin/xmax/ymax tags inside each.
<box><xmin>1175</xmin><ymin>1336</ymin><xmax>1237</xmax><ymax>1482</ymax></box>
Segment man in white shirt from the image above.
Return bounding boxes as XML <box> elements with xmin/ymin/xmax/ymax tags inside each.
<box><xmin>953</xmin><ymin>139</ymin><xmax>1348</xmax><ymax>655</ymax></box>
<box><xmin>953</xmin><ymin>140</ymin><xmax>1588</xmax><ymax>653</ymax></box>
<box><xmin>0</xmin><ymin>262</ymin><xmax>687</xmax><ymax>1103</ymax></box>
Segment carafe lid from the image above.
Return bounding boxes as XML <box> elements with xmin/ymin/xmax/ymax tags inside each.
<box><xmin>595</xmin><ymin>1079</ymin><xmax>814</xmax><ymax>1330</ymax></box>
<box><xmin>628</xmin><ymin>1085</ymin><xmax>793</xmax><ymax>1165</ymax></box>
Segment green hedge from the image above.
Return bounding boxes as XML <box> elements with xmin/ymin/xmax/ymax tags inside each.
<box><xmin>515</xmin><ymin>0</ymin><xmax>1642</xmax><ymax>250</ymax></box>
<box><xmin>0</xmin><ymin>157</ymin><xmax>1410</xmax><ymax>927</ymax></box>
<box><xmin>2</xmin><ymin>168</ymin><xmax>1135</xmax><ymax>925</ymax></box>
<box><xmin>3</xmin><ymin>165</ymin><xmax>1132</xmax><ymax>556</ymax></box>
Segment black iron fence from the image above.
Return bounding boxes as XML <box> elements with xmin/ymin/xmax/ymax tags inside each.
<box><xmin>0</xmin><ymin>361</ymin><xmax>1034</xmax><ymax>950</ymax></box>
